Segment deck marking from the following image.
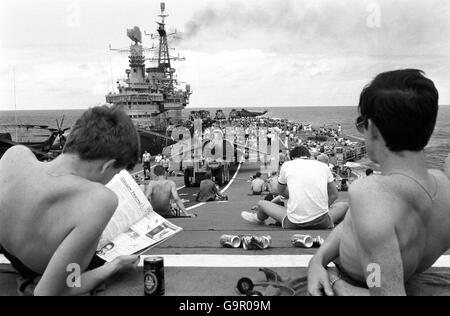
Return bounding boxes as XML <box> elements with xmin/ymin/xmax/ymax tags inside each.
<box><xmin>2</xmin><ymin>254</ymin><xmax>450</xmax><ymax>268</ymax></box>
<box><xmin>220</xmin><ymin>163</ymin><xmax>242</xmax><ymax>194</ymax></box>
<box><xmin>186</xmin><ymin>204</ymin><xmax>205</xmax><ymax>212</ymax></box>
<box><xmin>186</xmin><ymin>163</ymin><xmax>242</xmax><ymax>212</ymax></box>
<box><xmin>134</xmin><ymin>255</ymin><xmax>450</xmax><ymax>268</ymax></box>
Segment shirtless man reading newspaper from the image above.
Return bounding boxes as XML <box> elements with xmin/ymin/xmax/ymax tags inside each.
<box><xmin>307</xmin><ymin>70</ymin><xmax>450</xmax><ymax>296</ymax></box>
<box><xmin>0</xmin><ymin>106</ymin><xmax>141</xmax><ymax>296</ymax></box>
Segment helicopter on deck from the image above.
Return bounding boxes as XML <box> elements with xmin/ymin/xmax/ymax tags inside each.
<box><xmin>0</xmin><ymin>116</ymin><xmax>70</xmax><ymax>160</ymax></box>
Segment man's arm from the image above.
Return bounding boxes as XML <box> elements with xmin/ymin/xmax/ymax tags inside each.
<box><xmin>326</xmin><ymin>168</ymin><xmax>338</xmax><ymax>206</ymax></box>
<box><xmin>213</xmin><ymin>182</ymin><xmax>222</xmax><ymax>196</ymax></box>
<box><xmin>327</xmin><ymin>181</ymin><xmax>338</xmax><ymax>206</ymax></box>
<box><xmin>278</xmin><ymin>183</ymin><xmax>289</xmax><ymax>199</ymax></box>
<box><xmin>170</xmin><ymin>182</ymin><xmax>190</xmax><ymax>216</ymax></box>
<box><xmin>307</xmin><ymin>224</ymin><xmax>344</xmax><ymax>296</ymax></box>
<box><xmin>346</xmin><ymin>179</ymin><xmax>406</xmax><ymax>296</ymax></box>
<box><xmin>277</xmin><ymin>165</ymin><xmax>289</xmax><ymax>199</ymax></box>
<box><xmin>144</xmin><ymin>183</ymin><xmax>153</xmax><ymax>201</ymax></box>
<box><xmin>34</xmin><ymin>190</ymin><xmax>138</xmax><ymax>296</ymax></box>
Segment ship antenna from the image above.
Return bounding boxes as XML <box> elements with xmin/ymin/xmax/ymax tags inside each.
<box><xmin>108</xmin><ymin>45</ymin><xmax>114</xmax><ymax>92</ymax></box>
<box><xmin>159</xmin><ymin>2</ymin><xmax>168</xmax><ymax>24</ymax></box>
<box><xmin>13</xmin><ymin>67</ymin><xmax>18</xmax><ymax>140</ymax></box>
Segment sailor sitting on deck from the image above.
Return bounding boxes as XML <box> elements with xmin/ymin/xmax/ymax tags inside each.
<box><xmin>0</xmin><ymin>106</ymin><xmax>141</xmax><ymax>296</ymax></box>
<box><xmin>250</xmin><ymin>172</ymin><xmax>266</xmax><ymax>195</ymax></box>
<box><xmin>196</xmin><ymin>173</ymin><xmax>228</xmax><ymax>202</ymax></box>
<box><xmin>308</xmin><ymin>69</ymin><xmax>450</xmax><ymax>296</ymax></box>
<box><xmin>145</xmin><ymin>165</ymin><xmax>193</xmax><ymax>218</ymax></box>
<box><xmin>241</xmin><ymin>146</ymin><xmax>349</xmax><ymax>229</ymax></box>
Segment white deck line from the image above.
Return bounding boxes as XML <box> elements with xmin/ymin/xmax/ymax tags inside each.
<box><xmin>138</xmin><ymin>255</ymin><xmax>314</xmax><ymax>267</ymax></box>
<box><xmin>2</xmin><ymin>254</ymin><xmax>450</xmax><ymax>268</ymax></box>
<box><xmin>135</xmin><ymin>254</ymin><xmax>450</xmax><ymax>268</ymax></box>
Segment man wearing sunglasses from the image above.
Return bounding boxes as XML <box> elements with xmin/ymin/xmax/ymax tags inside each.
<box><xmin>308</xmin><ymin>69</ymin><xmax>450</xmax><ymax>296</ymax></box>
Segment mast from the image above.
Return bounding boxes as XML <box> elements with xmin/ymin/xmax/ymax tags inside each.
<box><xmin>147</xmin><ymin>2</ymin><xmax>185</xmax><ymax>93</ymax></box>
<box><xmin>157</xmin><ymin>2</ymin><xmax>173</xmax><ymax>91</ymax></box>
<box><xmin>13</xmin><ymin>68</ymin><xmax>18</xmax><ymax>141</ymax></box>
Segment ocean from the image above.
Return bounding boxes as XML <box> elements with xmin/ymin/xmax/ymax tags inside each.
<box><xmin>1</xmin><ymin>106</ymin><xmax>449</xmax><ymax>169</ymax></box>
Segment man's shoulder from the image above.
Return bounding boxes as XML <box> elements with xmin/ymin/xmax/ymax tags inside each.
<box><xmin>73</xmin><ymin>182</ymin><xmax>118</xmax><ymax>226</ymax></box>
<box><xmin>165</xmin><ymin>179</ymin><xmax>177</xmax><ymax>188</ymax></box>
<box><xmin>349</xmin><ymin>175</ymin><xmax>406</xmax><ymax>218</ymax></box>
<box><xmin>349</xmin><ymin>175</ymin><xmax>392</xmax><ymax>198</ymax></box>
<box><xmin>74</xmin><ymin>178</ymin><xmax>117</xmax><ymax>202</ymax></box>
<box><xmin>1</xmin><ymin>145</ymin><xmax>35</xmax><ymax>162</ymax></box>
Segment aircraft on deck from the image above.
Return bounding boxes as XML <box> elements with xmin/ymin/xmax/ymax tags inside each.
<box><xmin>0</xmin><ymin>116</ymin><xmax>70</xmax><ymax>160</ymax></box>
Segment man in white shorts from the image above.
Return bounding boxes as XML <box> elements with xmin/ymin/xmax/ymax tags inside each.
<box><xmin>241</xmin><ymin>146</ymin><xmax>349</xmax><ymax>229</ymax></box>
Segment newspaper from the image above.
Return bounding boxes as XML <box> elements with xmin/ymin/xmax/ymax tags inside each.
<box><xmin>97</xmin><ymin>170</ymin><xmax>182</xmax><ymax>262</ymax></box>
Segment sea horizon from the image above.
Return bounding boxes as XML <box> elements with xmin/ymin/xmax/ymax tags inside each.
<box><xmin>1</xmin><ymin>104</ymin><xmax>450</xmax><ymax>112</ymax></box>
<box><xmin>1</xmin><ymin>106</ymin><xmax>449</xmax><ymax>170</ymax></box>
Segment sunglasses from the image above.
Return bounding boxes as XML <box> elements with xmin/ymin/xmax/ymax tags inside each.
<box><xmin>355</xmin><ymin>116</ymin><xmax>367</xmax><ymax>134</ymax></box>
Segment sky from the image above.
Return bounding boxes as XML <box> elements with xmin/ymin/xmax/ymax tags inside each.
<box><xmin>0</xmin><ymin>0</ymin><xmax>449</xmax><ymax>110</ymax></box>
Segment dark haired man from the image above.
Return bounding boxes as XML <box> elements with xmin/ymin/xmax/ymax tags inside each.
<box><xmin>197</xmin><ymin>173</ymin><xmax>227</xmax><ymax>202</ymax></box>
<box><xmin>250</xmin><ymin>172</ymin><xmax>266</xmax><ymax>195</ymax></box>
<box><xmin>145</xmin><ymin>165</ymin><xmax>191</xmax><ymax>218</ymax></box>
<box><xmin>242</xmin><ymin>146</ymin><xmax>349</xmax><ymax>229</ymax></box>
<box><xmin>308</xmin><ymin>69</ymin><xmax>450</xmax><ymax>296</ymax></box>
<box><xmin>0</xmin><ymin>106</ymin><xmax>141</xmax><ymax>296</ymax></box>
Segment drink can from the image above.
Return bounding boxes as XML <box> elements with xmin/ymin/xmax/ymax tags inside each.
<box><xmin>144</xmin><ymin>257</ymin><xmax>165</xmax><ymax>296</ymax></box>
<box><xmin>220</xmin><ymin>235</ymin><xmax>241</xmax><ymax>248</ymax></box>
<box><xmin>242</xmin><ymin>235</ymin><xmax>272</xmax><ymax>250</ymax></box>
<box><xmin>261</xmin><ymin>235</ymin><xmax>272</xmax><ymax>249</ymax></box>
<box><xmin>291</xmin><ymin>234</ymin><xmax>314</xmax><ymax>248</ymax></box>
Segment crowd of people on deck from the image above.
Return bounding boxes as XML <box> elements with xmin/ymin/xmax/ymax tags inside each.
<box><xmin>1</xmin><ymin>69</ymin><xmax>450</xmax><ymax>296</ymax></box>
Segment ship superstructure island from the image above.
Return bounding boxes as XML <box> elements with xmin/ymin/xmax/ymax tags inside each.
<box><xmin>106</xmin><ymin>2</ymin><xmax>192</xmax><ymax>155</ymax></box>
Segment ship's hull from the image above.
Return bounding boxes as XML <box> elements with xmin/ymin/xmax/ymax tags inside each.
<box><xmin>138</xmin><ymin>128</ymin><xmax>175</xmax><ymax>156</ymax></box>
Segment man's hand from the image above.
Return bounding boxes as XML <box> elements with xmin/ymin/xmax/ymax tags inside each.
<box><xmin>307</xmin><ymin>258</ymin><xmax>334</xmax><ymax>296</ymax></box>
<box><xmin>109</xmin><ymin>255</ymin><xmax>140</xmax><ymax>274</ymax></box>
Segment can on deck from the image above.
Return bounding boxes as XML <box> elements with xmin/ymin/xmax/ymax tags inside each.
<box><xmin>291</xmin><ymin>234</ymin><xmax>324</xmax><ymax>248</ymax></box>
<box><xmin>291</xmin><ymin>234</ymin><xmax>314</xmax><ymax>248</ymax></box>
<box><xmin>220</xmin><ymin>235</ymin><xmax>242</xmax><ymax>248</ymax></box>
<box><xmin>144</xmin><ymin>257</ymin><xmax>165</xmax><ymax>296</ymax></box>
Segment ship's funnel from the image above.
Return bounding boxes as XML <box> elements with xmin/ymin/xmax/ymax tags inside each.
<box><xmin>186</xmin><ymin>84</ymin><xmax>191</xmax><ymax>92</ymax></box>
<box><xmin>161</xmin><ymin>2</ymin><xmax>165</xmax><ymax>11</ymax></box>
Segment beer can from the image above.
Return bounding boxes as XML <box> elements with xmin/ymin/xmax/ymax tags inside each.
<box><xmin>144</xmin><ymin>257</ymin><xmax>165</xmax><ymax>296</ymax></box>
<box><xmin>291</xmin><ymin>234</ymin><xmax>314</xmax><ymax>248</ymax></box>
<box><xmin>242</xmin><ymin>235</ymin><xmax>272</xmax><ymax>250</ymax></box>
<box><xmin>220</xmin><ymin>235</ymin><xmax>241</xmax><ymax>248</ymax></box>
<box><xmin>261</xmin><ymin>235</ymin><xmax>272</xmax><ymax>249</ymax></box>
